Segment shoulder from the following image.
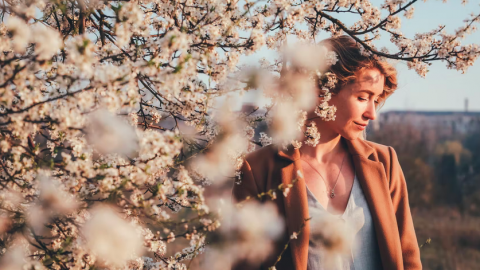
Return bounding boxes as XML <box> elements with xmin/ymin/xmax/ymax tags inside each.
<box><xmin>242</xmin><ymin>143</ymin><xmax>294</xmax><ymax>182</ymax></box>
<box><xmin>237</xmin><ymin>144</ymin><xmax>281</xmax><ymax>196</ymax></box>
<box><xmin>243</xmin><ymin>144</ymin><xmax>279</xmax><ymax>172</ymax></box>
<box><xmin>244</xmin><ymin>144</ymin><xmax>278</xmax><ymax>163</ymax></box>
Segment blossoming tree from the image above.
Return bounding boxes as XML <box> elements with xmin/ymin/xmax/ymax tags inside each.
<box><xmin>0</xmin><ymin>0</ymin><xmax>478</xmax><ymax>269</ymax></box>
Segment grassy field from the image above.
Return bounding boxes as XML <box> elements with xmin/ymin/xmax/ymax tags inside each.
<box><xmin>413</xmin><ymin>207</ymin><xmax>480</xmax><ymax>270</ymax></box>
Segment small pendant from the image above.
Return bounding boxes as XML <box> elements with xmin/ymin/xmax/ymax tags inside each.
<box><xmin>330</xmin><ymin>191</ymin><xmax>335</xmax><ymax>198</ymax></box>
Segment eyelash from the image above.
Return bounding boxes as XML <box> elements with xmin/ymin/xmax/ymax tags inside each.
<box><xmin>358</xmin><ymin>97</ymin><xmax>379</xmax><ymax>104</ymax></box>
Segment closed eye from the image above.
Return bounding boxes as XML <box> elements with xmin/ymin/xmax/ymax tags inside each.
<box><xmin>359</xmin><ymin>97</ymin><xmax>380</xmax><ymax>104</ymax></box>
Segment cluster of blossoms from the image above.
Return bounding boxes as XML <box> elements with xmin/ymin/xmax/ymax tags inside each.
<box><xmin>0</xmin><ymin>0</ymin><xmax>478</xmax><ymax>269</ymax></box>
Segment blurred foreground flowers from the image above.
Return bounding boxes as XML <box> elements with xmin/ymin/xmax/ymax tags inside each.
<box><xmin>0</xmin><ymin>0</ymin><xmax>479</xmax><ymax>268</ymax></box>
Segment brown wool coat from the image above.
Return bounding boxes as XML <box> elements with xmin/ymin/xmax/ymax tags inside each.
<box><xmin>232</xmin><ymin>137</ymin><xmax>422</xmax><ymax>270</ymax></box>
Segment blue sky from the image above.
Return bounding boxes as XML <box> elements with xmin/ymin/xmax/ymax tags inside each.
<box><xmin>238</xmin><ymin>0</ymin><xmax>480</xmax><ymax>112</ymax></box>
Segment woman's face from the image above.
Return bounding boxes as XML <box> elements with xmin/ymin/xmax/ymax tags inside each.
<box><xmin>319</xmin><ymin>68</ymin><xmax>385</xmax><ymax>140</ymax></box>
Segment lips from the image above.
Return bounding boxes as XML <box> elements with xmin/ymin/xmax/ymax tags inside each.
<box><xmin>354</xmin><ymin>122</ymin><xmax>368</xmax><ymax>127</ymax></box>
<box><xmin>354</xmin><ymin>121</ymin><xmax>368</xmax><ymax>130</ymax></box>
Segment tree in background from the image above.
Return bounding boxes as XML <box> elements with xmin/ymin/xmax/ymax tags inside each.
<box><xmin>462</xmin><ymin>125</ymin><xmax>480</xmax><ymax>215</ymax></box>
<box><xmin>369</xmin><ymin>122</ymin><xmax>435</xmax><ymax>207</ymax></box>
<box><xmin>0</xmin><ymin>0</ymin><xmax>479</xmax><ymax>269</ymax></box>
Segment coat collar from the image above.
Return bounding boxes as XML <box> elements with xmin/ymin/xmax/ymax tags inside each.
<box><xmin>276</xmin><ymin>137</ymin><xmax>401</xmax><ymax>270</ymax></box>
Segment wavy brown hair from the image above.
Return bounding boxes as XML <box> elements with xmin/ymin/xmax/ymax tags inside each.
<box><xmin>319</xmin><ymin>35</ymin><xmax>398</xmax><ymax>107</ymax></box>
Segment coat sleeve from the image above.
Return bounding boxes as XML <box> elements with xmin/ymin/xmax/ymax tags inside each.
<box><xmin>232</xmin><ymin>159</ymin><xmax>260</xmax><ymax>203</ymax></box>
<box><xmin>230</xmin><ymin>159</ymin><xmax>263</xmax><ymax>270</ymax></box>
<box><xmin>388</xmin><ymin>146</ymin><xmax>422</xmax><ymax>270</ymax></box>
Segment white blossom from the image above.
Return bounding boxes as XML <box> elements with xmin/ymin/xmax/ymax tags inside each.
<box><xmin>404</xmin><ymin>7</ymin><xmax>415</xmax><ymax>19</ymax></box>
<box><xmin>86</xmin><ymin>109</ymin><xmax>138</xmax><ymax>156</ymax></box>
<box><xmin>6</xmin><ymin>16</ymin><xmax>30</xmax><ymax>53</ymax></box>
<box><xmin>309</xmin><ymin>210</ymin><xmax>355</xmax><ymax>269</ymax></box>
<box><xmin>0</xmin><ymin>0</ymin><xmax>477</xmax><ymax>268</ymax></box>
<box><xmin>32</xmin><ymin>24</ymin><xmax>63</xmax><ymax>60</ymax></box>
<box><xmin>304</xmin><ymin>121</ymin><xmax>321</xmax><ymax>147</ymax></box>
<box><xmin>82</xmin><ymin>204</ymin><xmax>144</xmax><ymax>267</ymax></box>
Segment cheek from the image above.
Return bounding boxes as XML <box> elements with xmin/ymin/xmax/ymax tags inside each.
<box><xmin>351</xmin><ymin>103</ymin><xmax>364</xmax><ymax>118</ymax></box>
<box><xmin>334</xmin><ymin>100</ymin><xmax>359</xmax><ymax>122</ymax></box>
<box><xmin>329</xmin><ymin>92</ymin><xmax>362</xmax><ymax>124</ymax></box>
<box><xmin>346</xmin><ymin>97</ymin><xmax>366</xmax><ymax>116</ymax></box>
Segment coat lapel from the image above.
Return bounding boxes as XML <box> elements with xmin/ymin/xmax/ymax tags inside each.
<box><xmin>278</xmin><ymin>145</ymin><xmax>309</xmax><ymax>270</ymax></box>
<box><xmin>277</xmin><ymin>138</ymin><xmax>402</xmax><ymax>270</ymax></box>
<box><xmin>350</xmin><ymin>152</ymin><xmax>402</xmax><ymax>269</ymax></box>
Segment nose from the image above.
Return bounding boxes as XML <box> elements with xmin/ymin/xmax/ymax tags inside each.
<box><xmin>363</xmin><ymin>101</ymin><xmax>377</xmax><ymax>121</ymax></box>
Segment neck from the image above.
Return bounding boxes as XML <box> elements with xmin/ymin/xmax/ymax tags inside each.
<box><xmin>299</xmin><ymin>122</ymin><xmax>346</xmax><ymax>164</ymax></box>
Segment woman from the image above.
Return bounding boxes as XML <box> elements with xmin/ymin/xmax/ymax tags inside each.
<box><xmin>232</xmin><ymin>35</ymin><xmax>422</xmax><ymax>270</ymax></box>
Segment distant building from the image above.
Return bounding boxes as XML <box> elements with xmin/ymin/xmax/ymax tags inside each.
<box><xmin>374</xmin><ymin>110</ymin><xmax>480</xmax><ymax>135</ymax></box>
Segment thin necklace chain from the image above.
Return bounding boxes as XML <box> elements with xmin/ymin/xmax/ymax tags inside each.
<box><xmin>300</xmin><ymin>151</ymin><xmax>347</xmax><ymax>199</ymax></box>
